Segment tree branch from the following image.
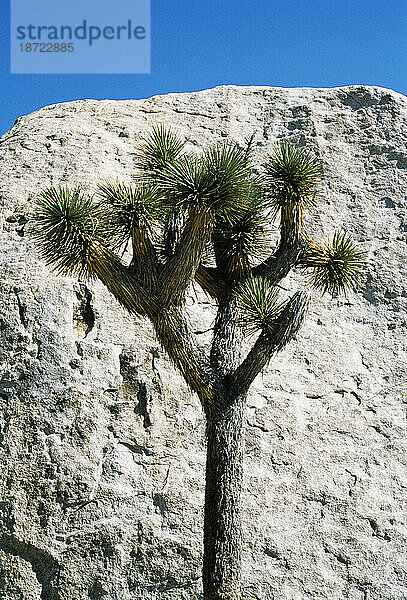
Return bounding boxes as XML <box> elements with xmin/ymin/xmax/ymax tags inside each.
<box><xmin>162</xmin><ymin>208</ymin><xmax>186</xmax><ymax>261</ymax></box>
<box><xmin>90</xmin><ymin>243</ymin><xmax>156</xmax><ymax>316</ymax></box>
<box><xmin>231</xmin><ymin>291</ymin><xmax>309</xmax><ymax>394</ymax></box>
<box><xmin>194</xmin><ymin>265</ymin><xmax>226</xmax><ymax>299</ymax></box>
<box><xmin>149</xmin><ymin>305</ymin><xmax>217</xmax><ymax>406</ymax></box>
<box><xmin>252</xmin><ymin>240</ymin><xmax>302</xmax><ymax>285</ymax></box>
<box><xmin>130</xmin><ymin>228</ymin><xmax>160</xmax><ymax>291</ymax></box>
<box><xmin>158</xmin><ymin>208</ymin><xmax>214</xmax><ymax>306</ymax></box>
<box><xmin>210</xmin><ymin>296</ymin><xmax>241</xmax><ymax>379</ymax></box>
<box><xmin>98</xmin><ymin>245</ymin><xmax>219</xmax><ymax>406</ymax></box>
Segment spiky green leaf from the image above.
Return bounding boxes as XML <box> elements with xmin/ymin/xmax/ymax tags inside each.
<box><xmin>155</xmin><ymin>141</ymin><xmax>253</xmax><ymax>221</ymax></box>
<box><xmin>33</xmin><ymin>186</ymin><xmax>111</xmax><ymax>279</ymax></box>
<box><xmin>303</xmin><ymin>231</ymin><xmax>366</xmax><ymax>295</ymax></box>
<box><xmin>262</xmin><ymin>141</ymin><xmax>323</xmax><ymax>235</ymax></box>
<box><xmin>135</xmin><ymin>124</ymin><xmax>186</xmax><ymax>174</ymax></box>
<box><xmin>213</xmin><ymin>195</ymin><xmax>274</xmax><ymax>277</ymax></box>
<box><xmin>97</xmin><ymin>180</ymin><xmax>163</xmax><ymax>248</ymax></box>
<box><xmin>204</xmin><ymin>141</ymin><xmax>255</xmax><ymax>220</ymax></box>
<box><xmin>235</xmin><ymin>276</ymin><xmax>286</xmax><ymax>337</ymax></box>
<box><xmin>263</xmin><ymin>141</ymin><xmax>323</xmax><ymax>204</ymax></box>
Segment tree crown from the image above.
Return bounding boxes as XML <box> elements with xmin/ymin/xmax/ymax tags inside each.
<box><xmin>32</xmin><ymin>125</ymin><xmax>366</xmax><ymax>404</ymax></box>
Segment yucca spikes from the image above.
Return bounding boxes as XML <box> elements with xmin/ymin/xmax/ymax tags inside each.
<box><xmin>263</xmin><ymin>140</ymin><xmax>323</xmax><ymax>206</ymax></box>
<box><xmin>235</xmin><ymin>276</ymin><xmax>286</xmax><ymax>337</ymax></box>
<box><xmin>213</xmin><ymin>196</ymin><xmax>273</xmax><ymax>278</ymax></box>
<box><xmin>33</xmin><ymin>186</ymin><xmax>110</xmax><ymax>279</ymax></box>
<box><xmin>135</xmin><ymin>124</ymin><xmax>186</xmax><ymax>174</ymax></box>
<box><xmin>154</xmin><ymin>141</ymin><xmax>253</xmax><ymax>222</ymax></box>
<box><xmin>204</xmin><ymin>141</ymin><xmax>254</xmax><ymax>220</ymax></box>
<box><xmin>263</xmin><ymin>141</ymin><xmax>323</xmax><ymax>237</ymax></box>
<box><xmin>97</xmin><ymin>180</ymin><xmax>163</xmax><ymax>248</ymax></box>
<box><xmin>302</xmin><ymin>231</ymin><xmax>366</xmax><ymax>295</ymax></box>
<box><xmin>154</xmin><ymin>154</ymin><xmax>211</xmax><ymax>207</ymax></box>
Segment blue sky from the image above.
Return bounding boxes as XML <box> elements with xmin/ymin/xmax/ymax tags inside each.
<box><xmin>1</xmin><ymin>0</ymin><xmax>406</xmax><ymax>136</ymax></box>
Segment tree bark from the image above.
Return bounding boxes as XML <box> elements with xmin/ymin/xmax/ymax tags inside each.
<box><xmin>149</xmin><ymin>305</ymin><xmax>216</xmax><ymax>406</ymax></box>
<box><xmin>203</xmin><ymin>393</ymin><xmax>246</xmax><ymax>600</ymax></box>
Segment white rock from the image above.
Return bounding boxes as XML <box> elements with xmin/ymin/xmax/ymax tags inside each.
<box><xmin>0</xmin><ymin>85</ymin><xmax>406</xmax><ymax>599</ymax></box>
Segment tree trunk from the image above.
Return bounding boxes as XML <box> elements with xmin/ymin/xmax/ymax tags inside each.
<box><xmin>203</xmin><ymin>393</ymin><xmax>246</xmax><ymax>600</ymax></box>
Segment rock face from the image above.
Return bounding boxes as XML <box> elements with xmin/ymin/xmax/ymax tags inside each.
<box><xmin>0</xmin><ymin>85</ymin><xmax>406</xmax><ymax>600</ymax></box>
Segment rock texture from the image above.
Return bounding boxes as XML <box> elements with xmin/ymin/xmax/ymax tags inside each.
<box><xmin>0</xmin><ymin>85</ymin><xmax>406</xmax><ymax>600</ymax></box>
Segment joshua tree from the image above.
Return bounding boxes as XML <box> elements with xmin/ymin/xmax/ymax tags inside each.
<box><xmin>33</xmin><ymin>126</ymin><xmax>364</xmax><ymax>600</ymax></box>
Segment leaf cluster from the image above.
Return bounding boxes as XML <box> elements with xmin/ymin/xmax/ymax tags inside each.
<box><xmin>32</xmin><ymin>126</ymin><xmax>365</xmax><ymax>307</ymax></box>
<box><xmin>262</xmin><ymin>141</ymin><xmax>323</xmax><ymax>231</ymax></box>
<box><xmin>97</xmin><ymin>180</ymin><xmax>162</xmax><ymax>248</ymax></box>
<box><xmin>153</xmin><ymin>141</ymin><xmax>254</xmax><ymax>221</ymax></box>
<box><xmin>235</xmin><ymin>276</ymin><xmax>286</xmax><ymax>337</ymax></box>
<box><xmin>33</xmin><ymin>186</ymin><xmax>110</xmax><ymax>278</ymax></box>
<box><xmin>302</xmin><ymin>231</ymin><xmax>366</xmax><ymax>295</ymax></box>
<box><xmin>135</xmin><ymin>124</ymin><xmax>186</xmax><ymax>174</ymax></box>
<box><xmin>212</xmin><ymin>196</ymin><xmax>273</xmax><ymax>278</ymax></box>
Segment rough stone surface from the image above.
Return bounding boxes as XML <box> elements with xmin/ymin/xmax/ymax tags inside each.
<box><xmin>0</xmin><ymin>85</ymin><xmax>406</xmax><ymax>600</ymax></box>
